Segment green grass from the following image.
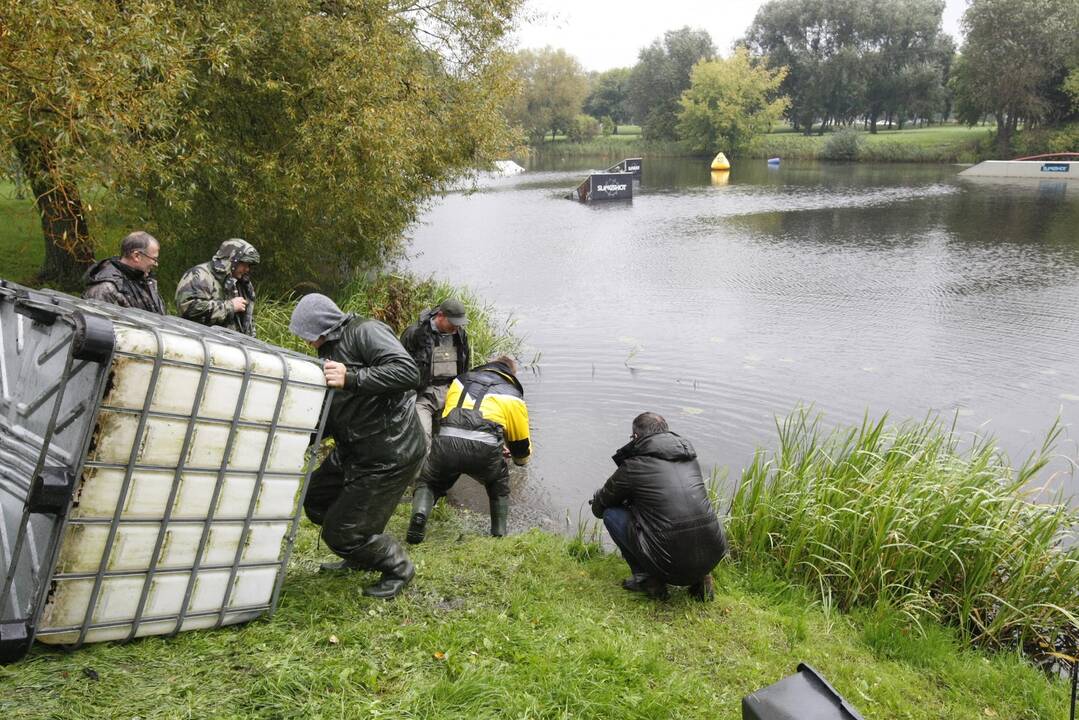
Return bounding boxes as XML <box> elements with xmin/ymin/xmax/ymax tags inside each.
<box><xmin>728</xmin><ymin>409</ymin><xmax>1079</xmax><ymax>656</ymax></box>
<box><xmin>748</xmin><ymin>125</ymin><xmax>995</xmax><ymax>162</ymax></box>
<box><xmin>1</xmin><ymin>509</ymin><xmax>1071</xmax><ymax>719</ymax></box>
<box><xmin>530</xmin><ymin>125</ymin><xmax>996</xmax><ymax>162</ymax></box>
<box><xmin>0</xmin><ymin>181</ymin><xmax>48</xmax><ymax>284</ymax></box>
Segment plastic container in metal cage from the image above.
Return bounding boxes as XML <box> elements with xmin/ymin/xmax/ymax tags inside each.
<box><xmin>0</xmin><ymin>281</ymin><xmax>330</xmax><ymax>663</ymax></box>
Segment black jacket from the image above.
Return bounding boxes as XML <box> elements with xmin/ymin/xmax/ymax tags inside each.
<box><xmin>591</xmin><ymin>431</ymin><xmax>727</xmax><ymax>585</ymax></box>
<box><xmin>400</xmin><ymin>308</ymin><xmax>471</xmax><ymax>390</ymax></box>
<box><xmin>83</xmin><ymin>257</ymin><xmax>166</xmax><ymax>314</ymax></box>
<box><xmin>319</xmin><ymin>314</ymin><xmax>424</xmax><ymax>469</ymax></box>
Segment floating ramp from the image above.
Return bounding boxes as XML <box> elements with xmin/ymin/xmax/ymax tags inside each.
<box><xmin>606</xmin><ymin>157</ymin><xmax>642</xmax><ymax>178</ymax></box>
<box><xmin>573</xmin><ymin>172</ymin><xmax>634</xmax><ymax>202</ymax></box>
<box><xmin>960</xmin><ymin>157</ymin><xmax>1075</xmax><ymax>181</ymax></box>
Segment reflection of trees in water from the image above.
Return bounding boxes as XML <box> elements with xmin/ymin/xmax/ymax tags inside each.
<box><xmin>728</xmin><ymin>182</ymin><xmax>1079</xmax><ymax>296</ymax></box>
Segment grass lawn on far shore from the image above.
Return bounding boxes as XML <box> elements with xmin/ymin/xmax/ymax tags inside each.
<box><xmin>0</xmin><ymin>507</ymin><xmax>1070</xmax><ymax>720</ymax></box>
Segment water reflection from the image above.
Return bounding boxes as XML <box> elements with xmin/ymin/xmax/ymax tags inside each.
<box><xmin>410</xmin><ymin>157</ymin><xmax>1079</xmax><ymax>525</ymax></box>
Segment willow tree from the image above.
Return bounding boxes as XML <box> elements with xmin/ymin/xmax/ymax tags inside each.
<box><xmin>0</xmin><ymin>0</ymin><xmax>196</xmax><ymax>285</ymax></box>
<box><xmin>1</xmin><ymin>0</ymin><xmax>523</xmax><ymax>290</ymax></box>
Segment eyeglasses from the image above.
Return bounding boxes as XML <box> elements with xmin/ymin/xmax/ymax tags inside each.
<box><xmin>137</xmin><ymin>250</ymin><xmax>159</xmax><ymax>264</ymax></box>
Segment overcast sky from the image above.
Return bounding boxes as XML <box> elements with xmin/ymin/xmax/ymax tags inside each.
<box><xmin>512</xmin><ymin>0</ymin><xmax>969</xmax><ymax>73</ymax></box>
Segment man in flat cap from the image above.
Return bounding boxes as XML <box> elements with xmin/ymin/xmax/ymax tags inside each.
<box><xmin>400</xmin><ymin>298</ymin><xmax>472</xmax><ymax>452</ymax></box>
<box><xmin>289</xmin><ymin>293</ymin><xmax>425</xmax><ymax>599</ymax></box>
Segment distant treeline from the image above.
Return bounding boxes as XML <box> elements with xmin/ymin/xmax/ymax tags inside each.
<box><xmin>510</xmin><ymin>0</ymin><xmax>1079</xmax><ymax>152</ymax></box>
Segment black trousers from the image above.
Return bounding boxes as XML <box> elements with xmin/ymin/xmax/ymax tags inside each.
<box><xmin>304</xmin><ymin>448</ymin><xmax>424</xmax><ymax>569</ymax></box>
<box><xmin>416</xmin><ymin>435</ymin><xmax>510</xmax><ymax>500</ymax></box>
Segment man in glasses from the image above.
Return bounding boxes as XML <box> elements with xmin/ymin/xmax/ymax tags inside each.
<box><xmin>590</xmin><ymin>412</ymin><xmax>727</xmax><ymax>601</ymax></box>
<box><xmin>83</xmin><ymin>230</ymin><xmax>166</xmax><ymax>314</ymax></box>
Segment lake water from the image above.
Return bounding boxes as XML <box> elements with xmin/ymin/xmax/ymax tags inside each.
<box><xmin>405</xmin><ymin>157</ymin><xmax>1079</xmax><ymax>530</ymax></box>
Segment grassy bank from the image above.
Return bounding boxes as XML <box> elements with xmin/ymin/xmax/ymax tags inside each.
<box><xmin>1</xmin><ymin>509</ymin><xmax>1072</xmax><ymax>719</ymax></box>
<box><xmin>746</xmin><ymin>125</ymin><xmax>995</xmax><ymax>162</ymax></box>
<box><xmin>531</xmin><ymin>125</ymin><xmax>1000</xmax><ymax>163</ymax></box>
<box><xmin>2</xmin><ymin>412</ymin><xmax>1076</xmax><ymax>718</ymax></box>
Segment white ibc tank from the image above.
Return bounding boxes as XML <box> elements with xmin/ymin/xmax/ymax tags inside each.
<box><xmin>0</xmin><ymin>283</ymin><xmax>329</xmax><ymax>659</ymax></box>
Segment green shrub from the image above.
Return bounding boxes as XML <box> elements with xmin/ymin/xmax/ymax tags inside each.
<box><xmin>821</xmin><ymin>129</ymin><xmax>862</xmax><ymax>160</ymax></box>
<box><xmin>567</xmin><ymin>114</ymin><xmax>601</xmax><ymax>144</ymax></box>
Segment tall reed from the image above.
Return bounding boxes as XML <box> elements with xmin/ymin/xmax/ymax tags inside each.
<box><xmin>727</xmin><ymin>408</ymin><xmax>1079</xmax><ymax>656</ymax></box>
<box><xmin>256</xmin><ymin>273</ymin><xmax>520</xmax><ymax>361</ymax></box>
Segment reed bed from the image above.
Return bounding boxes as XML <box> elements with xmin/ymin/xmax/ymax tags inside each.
<box><xmin>727</xmin><ymin>409</ymin><xmax>1079</xmax><ymax>658</ymax></box>
<box><xmin>256</xmin><ymin>273</ymin><xmax>520</xmax><ymax>361</ymax></box>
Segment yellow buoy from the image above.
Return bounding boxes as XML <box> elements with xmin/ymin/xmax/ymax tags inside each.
<box><xmin>710</xmin><ymin>152</ymin><xmax>730</xmax><ymax>171</ymax></box>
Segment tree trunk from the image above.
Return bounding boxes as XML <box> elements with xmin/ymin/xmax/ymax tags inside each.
<box><xmin>994</xmin><ymin>112</ymin><xmax>1012</xmax><ymax>152</ymax></box>
<box><xmin>869</xmin><ymin>110</ymin><xmax>879</xmax><ymax>134</ymax></box>
<box><xmin>15</xmin><ymin>139</ymin><xmax>95</xmax><ymax>288</ymax></box>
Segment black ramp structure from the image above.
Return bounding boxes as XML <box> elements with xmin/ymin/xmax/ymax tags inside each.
<box><xmin>742</xmin><ymin>663</ymin><xmax>865</xmax><ymax>720</ymax></box>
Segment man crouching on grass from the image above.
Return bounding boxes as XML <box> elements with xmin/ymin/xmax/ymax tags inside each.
<box><xmin>590</xmin><ymin>412</ymin><xmax>727</xmax><ymax>601</ymax></box>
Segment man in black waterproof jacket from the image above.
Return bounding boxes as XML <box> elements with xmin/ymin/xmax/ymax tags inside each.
<box><xmin>289</xmin><ymin>293</ymin><xmax>426</xmax><ymax>599</ymax></box>
<box><xmin>83</xmin><ymin>231</ymin><xmax>166</xmax><ymax>314</ymax></box>
<box><xmin>399</xmin><ymin>299</ymin><xmax>471</xmax><ymax>452</ymax></box>
<box><xmin>591</xmin><ymin>412</ymin><xmax>727</xmax><ymax>601</ymax></box>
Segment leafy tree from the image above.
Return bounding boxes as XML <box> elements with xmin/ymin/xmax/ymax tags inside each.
<box><xmin>627</xmin><ymin>27</ymin><xmax>715</xmax><ymax>140</ymax></box>
<box><xmin>676</xmin><ymin>48</ymin><xmax>789</xmax><ymax>155</ymax></box>
<box><xmin>507</xmin><ymin>47</ymin><xmax>589</xmax><ymax>144</ymax></box>
<box><xmin>952</xmin><ymin>0</ymin><xmax>1079</xmax><ymax>147</ymax></box>
<box><xmin>583</xmin><ymin>68</ymin><xmax>631</xmax><ymax>132</ymax></box>
<box><xmin>0</xmin><ymin>0</ymin><xmax>196</xmax><ymax>284</ymax></box>
<box><xmin>743</xmin><ymin>0</ymin><xmax>953</xmax><ymax>134</ymax></box>
<box><xmin>1</xmin><ymin>0</ymin><xmax>523</xmax><ymax>290</ymax></box>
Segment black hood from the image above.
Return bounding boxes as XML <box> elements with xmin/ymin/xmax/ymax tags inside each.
<box><xmin>613</xmin><ymin>431</ymin><xmax>697</xmax><ymax>466</ymax></box>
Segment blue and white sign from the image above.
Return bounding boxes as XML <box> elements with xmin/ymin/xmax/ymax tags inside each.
<box><xmin>1041</xmin><ymin>162</ymin><xmax>1070</xmax><ymax>173</ymax></box>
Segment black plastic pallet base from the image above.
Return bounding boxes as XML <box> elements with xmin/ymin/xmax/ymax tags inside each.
<box><xmin>0</xmin><ymin>622</ymin><xmax>32</xmax><ymax>664</ymax></box>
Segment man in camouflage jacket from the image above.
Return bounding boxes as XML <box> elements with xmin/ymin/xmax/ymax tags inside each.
<box><xmin>175</xmin><ymin>238</ymin><xmax>260</xmax><ymax>335</ymax></box>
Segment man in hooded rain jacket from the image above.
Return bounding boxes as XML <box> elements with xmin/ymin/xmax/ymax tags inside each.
<box><xmin>590</xmin><ymin>412</ymin><xmax>727</xmax><ymax>601</ymax></box>
<box><xmin>405</xmin><ymin>355</ymin><xmax>530</xmax><ymax>543</ymax></box>
<box><xmin>289</xmin><ymin>293</ymin><xmax>425</xmax><ymax>599</ymax></box>
<box><xmin>175</xmin><ymin>238</ymin><xmax>260</xmax><ymax>335</ymax></box>
<box><xmin>83</xmin><ymin>231</ymin><xmax>166</xmax><ymax>314</ymax></box>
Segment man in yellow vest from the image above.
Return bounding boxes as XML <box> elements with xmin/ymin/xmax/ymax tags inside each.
<box><xmin>406</xmin><ymin>355</ymin><xmax>531</xmax><ymax>542</ymax></box>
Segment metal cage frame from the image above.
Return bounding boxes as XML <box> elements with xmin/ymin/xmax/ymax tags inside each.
<box><xmin>0</xmin><ymin>280</ymin><xmax>331</xmax><ymax>663</ymax></box>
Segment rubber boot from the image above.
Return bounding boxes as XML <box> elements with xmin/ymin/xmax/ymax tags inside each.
<box><xmin>688</xmin><ymin>574</ymin><xmax>715</xmax><ymax>602</ymax></box>
<box><xmin>621</xmin><ymin>573</ymin><xmax>651</xmax><ymax>592</ymax></box>
<box><xmin>489</xmin><ymin>494</ymin><xmax>509</xmax><ymax>537</ymax></box>
<box><xmin>361</xmin><ymin>535</ymin><xmax>415</xmax><ymax>600</ymax></box>
<box><xmin>406</xmin><ymin>486</ymin><xmax>435</xmax><ymax>545</ymax></box>
<box><xmin>319</xmin><ymin>558</ymin><xmax>361</xmax><ymax>572</ymax></box>
<box><xmin>642</xmin><ymin>576</ymin><xmax>670</xmax><ymax>601</ymax></box>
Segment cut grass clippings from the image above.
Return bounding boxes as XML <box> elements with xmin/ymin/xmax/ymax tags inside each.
<box><xmin>0</xmin><ymin>508</ymin><xmax>1071</xmax><ymax>719</ymax></box>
